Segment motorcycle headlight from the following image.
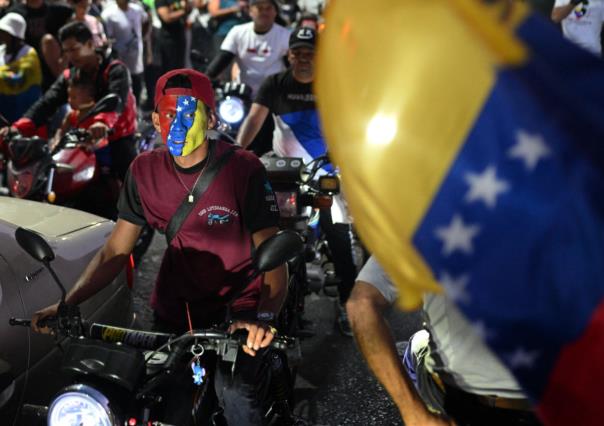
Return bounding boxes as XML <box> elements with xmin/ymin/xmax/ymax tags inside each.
<box><xmin>7</xmin><ymin>167</ymin><xmax>33</xmax><ymax>198</ymax></box>
<box><xmin>218</xmin><ymin>97</ymin><xmax>245</xmax><ymax>125</ymax></box>
<box><xmin>48</xmin><ymin>384</ymin><xmax>115</xmax><ymax>426</ymax></box>
<box><xmin>73</xmin><ymin>165</ymin><xmax>95</xmax><ymax>182</ymax></box>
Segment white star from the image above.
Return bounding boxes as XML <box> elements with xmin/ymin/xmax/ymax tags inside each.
<box><xmin>440</xmin><ymin>272</ymin><xmax>471</xmax><ymax>304</ymax></box>
<box><xmin>434</xmin><ymin>215</ymin><xmax>481</xmax><ymax>256</ymax></box>
<box><xmin>176</xmin><ymin>106</ymin><xmax>183</xmax><ymax>112</ymax></box>
<box><xmin>167</xmin><ymin>135</ymin><xmax>171</xmax><ymax>140</ymax></box>
<box><xmin>508</xmin><ymin>130</ymin><xmax>551</xmax><ymax>171</ymax></box>
<box><xmin>471</xmin><ymin>321</ymin><xmax>495</xmax><ymax>341</ymax></box>
<box><xmin>507</xmin><ymin>347</ymin><xmax>539</xmax><ymax>369</ymax></box>
<box><xmin>464</xmin><ymin>166</ymin><xmax>509</xmax><ymax>209</ymax></box>
<box><xmin>183</xmin><ymin>98</ymin><xmax>189</xmax><ymax>105</ymax></box>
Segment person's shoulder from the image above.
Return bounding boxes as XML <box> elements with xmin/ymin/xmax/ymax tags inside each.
<box><xmin>48</xmin><ymin>2</ymin><xmax>73</xmax><ymax>13</ymax></box>
<box><xmin>129</xmin><ymin>2</ymin><xmax>146</xmax><ymax>13</ymax></box>
<box><xmin>85</xmin><ymin>13</ymin><xmax>102</xmax><ymax>24</ymax></box>
<box><xmin>273</xmin><ymin>69</ymin><xmax>291</xmax><ymax>84</ymax></box>
<box><xmin>101</xmin><ymin>2</ymin><xmax>119</xmax><ymax>14</ymax></box>
<box><xmin>19</xmin><ymin>44</ymin><xmax>38</xmax><ymax>60</ymax></box>
<box><xmin>131</xmin><ymin>147</ymin><xmax>169</xmax><ymax>173</ymax></box>
<box><xmin>215</xmin><ymin>140</ymin><xmax>263</xmax><ymax>171</ymax></box>
<box><xmin>231</xmin><ymin>21</ymin><xmax>253</xmax><ymax>34</ymax></box>
<box><xmin>104</xmin><ymin>57</ymin><xmax>129</xmax><ymax>74</ymax></box>
<box><xmin>8</xmin><ymin>3</ymin><xmax>26</xmax><ymax>15</ymax></box>
<box><xmin>260</xmin><ymin>70</ymin><xmax>287</xmax><ymax>91</ymax></box>
<box><xmin>272</xmin><ymin>23</ymin><xmax>290</xmax><ymax>36</ymax></box>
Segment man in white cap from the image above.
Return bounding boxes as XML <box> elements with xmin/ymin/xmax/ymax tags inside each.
<box><xmin>0</xmin><ymin>12</ymin><xmax>41</xmax><ymax>122</ymax></box>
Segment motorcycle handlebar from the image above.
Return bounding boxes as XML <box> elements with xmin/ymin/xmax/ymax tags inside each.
<box><xmin>10</xmin><ymin>317</ymin><xmax>294</xmax><ymax>353</ymax></box>
<box><xmin>88</xmin><ymin>323</ymin><xmax>294</xmax><ymax>352</ymax></box>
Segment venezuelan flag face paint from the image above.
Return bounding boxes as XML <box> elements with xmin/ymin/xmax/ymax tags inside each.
<box><xmin>157</xmin><ymin>95</ymin><xmax>208</xmax><ymax>156</ymax></box>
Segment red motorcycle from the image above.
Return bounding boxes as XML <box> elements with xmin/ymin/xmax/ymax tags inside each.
<box><xmin>4</xmin><ymin>94</ymin><xmax>118</xmax><ymax>206</ymax></box>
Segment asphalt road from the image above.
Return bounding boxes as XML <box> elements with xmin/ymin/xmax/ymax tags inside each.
<box><xmin>133</xmin><ymin>234</ymin><xmax>422</xmax><ymax>426</ymax></box>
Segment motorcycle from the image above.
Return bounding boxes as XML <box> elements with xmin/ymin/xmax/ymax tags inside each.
<box><xmin>261</xmin><ymin>154</ymin><xmax>342</xmax><ymax>337</ymax></box>
<box><xmin>4</xmin><ymin>94</ymin><xmax>119</xmax><ymax>206</ymax></box>
<box><xmin>3</xmin><ymin>94</ymin><xmax>155</xmax><ymax>265</ymax></box>
<box><xmin>10</xmin><ymin>227</ymin><xmax>306</xmax><ymax>426</ymax></box>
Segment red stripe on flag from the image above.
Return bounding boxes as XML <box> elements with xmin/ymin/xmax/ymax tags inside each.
<box><xmin>538</xmin><ymin>298</ymin><xmax>604</xmax><ymax>426</ymax></box>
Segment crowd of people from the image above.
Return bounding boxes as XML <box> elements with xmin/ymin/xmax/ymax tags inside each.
<box><xmin>0</xmin><ymin>0</ymin><xmax>325</xmax><ymax>118</ymax></box>
<box><xmin>2</xmin><ymin>0</ymin><xmax>594</xmax><ymax>424</ymax></box>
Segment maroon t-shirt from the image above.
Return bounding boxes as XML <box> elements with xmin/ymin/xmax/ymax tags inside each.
<box><xmin>118</xmin><ymin>140</ymin><xmax>280</xmax><ymax>328</ymax></box>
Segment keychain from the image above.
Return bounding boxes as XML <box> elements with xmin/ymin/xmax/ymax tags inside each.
<box><xmin>190</xmin><ymin>343</ymin><xmax>206</xmax><ymax>386</ymax></box>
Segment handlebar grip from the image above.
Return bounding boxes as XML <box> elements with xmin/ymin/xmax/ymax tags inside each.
<box><xmin>9</xmin><ymin>317</ymin><xmax>56</xmax><ymax>328</ymax></box>
<box><xmin>9</xmin><ymin>318</ymin><xmax>31</xmax><ymax>327</ymax></box>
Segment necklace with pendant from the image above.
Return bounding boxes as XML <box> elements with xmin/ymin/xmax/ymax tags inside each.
<box><xmin>172</xmin><ymin>152</ymin><xmax>211</xmax><ymax>203</ymax></box>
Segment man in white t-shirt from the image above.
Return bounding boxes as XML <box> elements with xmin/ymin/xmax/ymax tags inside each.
<box><xmin>102</xmin><ymin>0</ymin><xmax>149</xmax><ymax>103</ymax></box>
<box><xmin>207</xmin><ymin>0</ymin><xmax>289</xmax><ymax>94</ymax></box>
<box><xmin>206</xmin><ymin>0</ymin><xmax>289</xmax><ymax>155</ymax></box>
<box><xmin>552</xmin><ymin>0</ymin><xmax>604</xmax><ymax>56</ymax></box>
<box><xmin>346</xmin><ymin>256</ymin><xmax>542</xmax><ymax>426</ymax></box>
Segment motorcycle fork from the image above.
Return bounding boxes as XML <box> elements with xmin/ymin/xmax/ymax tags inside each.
<box><xmin>45</xmin><ymin>165</ymin><xmax>56</xmax><ymax>200</ymax></box>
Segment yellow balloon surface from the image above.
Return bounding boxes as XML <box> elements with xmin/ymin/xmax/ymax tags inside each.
<box><xmin>316</xmin><ymin>0</ymin><xmax>528</xmax><ymax>309</ymax></box>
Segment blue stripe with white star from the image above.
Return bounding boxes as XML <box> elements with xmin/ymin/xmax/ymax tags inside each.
<box><xmin>412</xmin><ymin>13</ymin><xmax>604</xmax><ymax>399</ymax></box>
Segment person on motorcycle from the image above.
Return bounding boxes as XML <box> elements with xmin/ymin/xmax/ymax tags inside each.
<box><xmin>237</xmin><ymin>26</ymin><xmax>359</xmax><ymax>336</ymax></box>
<box><xmin>206</xmin><ymin>0</ymin><xmax>289</xmax><ymax>156</ymax></box>
<box><xmin>32</xmin><ymin>68</ymin><xmax>287</xmax><ymax>426</ymax></box>
<box><xmin>52</xmin><ymin>74</ymin><xmax>110</xmax><ymax>158</ymax></box>
<box><xmin>8</xmin><ymin>21</ymin><xmax>137</xmax><ymax>182</ymax></box>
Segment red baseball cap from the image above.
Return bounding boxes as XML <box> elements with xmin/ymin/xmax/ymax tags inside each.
<box><xmin>154</xmin><ymin>68</ymin><xmax>215</xmax><ymax>110</ymax></box>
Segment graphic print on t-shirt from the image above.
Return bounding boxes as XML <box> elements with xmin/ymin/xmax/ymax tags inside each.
<box><xmin>198</xmin><ymin>205</ymin><xmax>240</xmax><ymax>226</ymax></box>
<box><xmin>246</xmin><ymin>42</ymin><xmax>272</xmax><ymax>57</ymax></box>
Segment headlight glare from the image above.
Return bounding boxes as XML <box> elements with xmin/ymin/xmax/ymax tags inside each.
<box><xmin>48</xmin><ymin>384</ymin><xmax>114</xmax><ymax>426</ymax></box>
<box><xmin>218</xmin><ymin>97</ymin><xmax>245</xmax><ymax>125</ymax></box>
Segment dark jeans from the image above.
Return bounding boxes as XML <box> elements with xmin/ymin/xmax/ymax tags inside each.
<box><xmin>131</xmin><ymin>72</ymin><xmax>143</xmax><ymax>106</ymax></box>
<box><xmin>158</xmin><ymin>32</ymin><xmax>186</xmax><ymax>75</ymax></box>
<box><xmin>143</xmin><ymin>63</ymin><xmax>160</xmax><ymax>110</ymax></box>
<box><xmin>152</xmin><ymin>312</ymin><xmax>270</xmax><ymax>426</ymax></box>
<box><xmin>443</xmin><ymin>384</ymin><xmax>542</xmax><ymax>426</ymax></box>
<box><xmin>319</xmin><ymin>209</ymin><xmax>356</xmax><ymax>304</ymax></box>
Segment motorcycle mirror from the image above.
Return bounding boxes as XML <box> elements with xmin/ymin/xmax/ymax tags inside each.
<box><xmin>15</xmin><ymin>227</ymin><xmax>67</xmax><ymax>302</ymax></box>
<box><xmin>254</xmin><ymin>230</ymin><xmax>303</xmax><ymax>273</ymax></box>
<box><xmin>15</xmin><ymin>227</ymin><xmax>55</xmax><ymax>263</ymax></box>
<box><xmin>77</xmin><ymin>94</ymin><xmax>121</xmax><ymax>124</ymax></box>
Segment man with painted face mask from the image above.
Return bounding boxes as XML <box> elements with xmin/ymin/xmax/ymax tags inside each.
<box><xmin>31</xmin><ymin>68</ymin><xmax>286</xmax><ymax>426</ymax></box>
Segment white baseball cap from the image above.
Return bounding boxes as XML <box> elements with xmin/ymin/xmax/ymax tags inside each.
<box><xmin>0</xmin><ymin>13</ymin><xmax>26</xmax><ymax>40</ymax></box>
